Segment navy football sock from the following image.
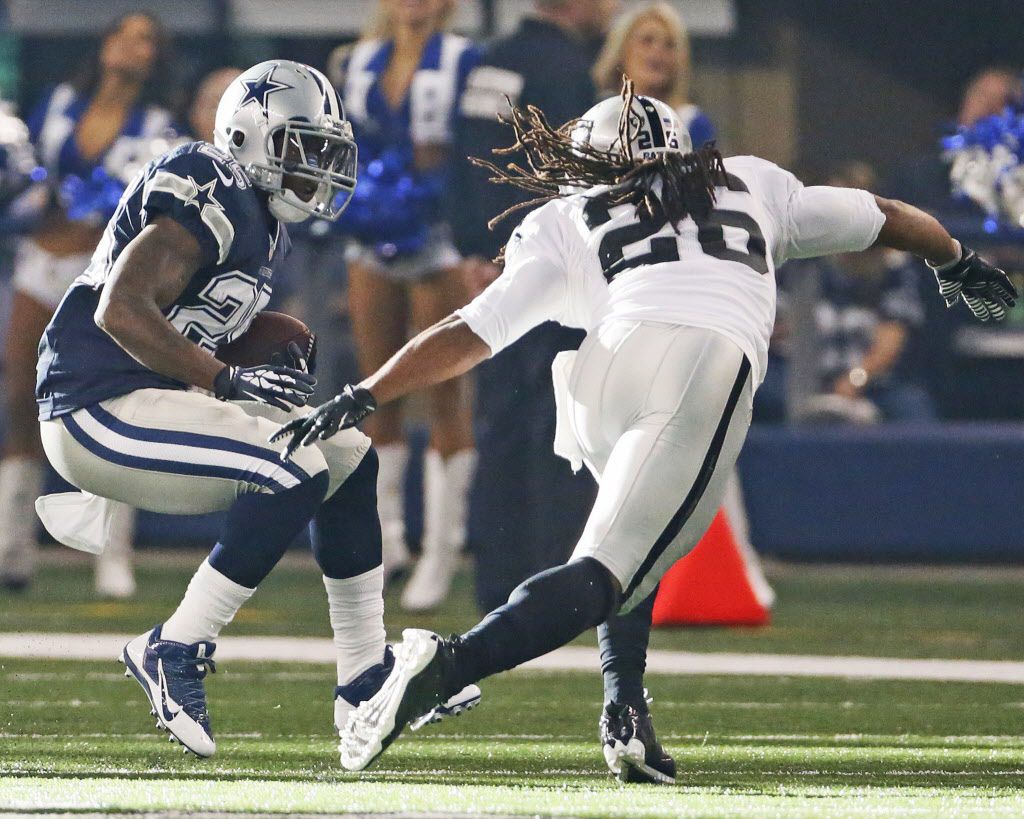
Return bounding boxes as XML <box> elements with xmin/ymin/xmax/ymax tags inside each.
<box><xmin>311</xmin><ymin>448</ymin><xmax>383</xmax><ymax>579</ymax></box>
<box><xmin>449</xmin><ymin>557</ymin><xmax>619</xmax><ymax>693</ymax></box>
<box><xmin>598</xmin><ymin>586</ymin><xmax>657</xmax><ymax>713</ymax></box>
<box><xmin>209</xmin><ymin>471</ymin><xmax>329</xmax><ymax>588</ymax></box>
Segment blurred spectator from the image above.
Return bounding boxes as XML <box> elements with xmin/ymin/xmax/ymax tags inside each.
<box><xmin>187</xmin><ymin>67</ymin><xmax>241</xmax><ymax>143</ymax></box>
<box><xmin>451</xmin><ymin>0</ymin><xmax>615</xmax><ymax>613</ymax></box>
<box><xmin>890</xmin><ymin>66</ymin><xmax>1023</xmax><ymax>211</ymax></box>
<box><xmin>330</xmin><ymin>0</ymin><xmax>480</xmax><ymax>612</ymax></box>
<box><xmin>0</xmin><ymin>11</ymin><xmax>174</xmax><ymax>596</ymax></box>
<box><xmin>957</xmin><ymin>68</ymin><xmax>1023</xmax><ymax>127</ymax></box>
<box><xmin>784</xmin><ymin>163</ymin><xmax>936</xmax><ymax>424</ymax></box>
<box><xmin>592</xmin><ymin>1</ymin><xmax>714</xmax><ymax>148</ymax></box>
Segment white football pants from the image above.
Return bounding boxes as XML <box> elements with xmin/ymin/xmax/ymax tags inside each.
<box><xmin>566</xmin><ymin>322</ymin><xmax>753</xmax><ymax>612</ymax></box>
<box><xmin>39</xmin><ymin>388</ymin><xmax>370</xmax><ymax>514</ymax></box>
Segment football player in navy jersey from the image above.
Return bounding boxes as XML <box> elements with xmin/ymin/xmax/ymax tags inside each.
<box><xmin>35</xmin><ymin>59</ymin><xmax>478</xmax><ymax>758</ymax></box>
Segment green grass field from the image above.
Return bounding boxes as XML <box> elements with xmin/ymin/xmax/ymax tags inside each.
<box><xmin>3</xmin><ymin>553</ymin><xmax>1024</xmax><ymax>816</ymax></box>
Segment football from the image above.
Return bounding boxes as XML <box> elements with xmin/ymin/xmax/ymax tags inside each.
<box><xmin>216</xmin><ymin>311</ymin><xmax>317</xmax><ymax>373</ymax></box>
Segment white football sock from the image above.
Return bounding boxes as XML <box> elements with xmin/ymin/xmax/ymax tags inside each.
<box><xmin>443</xmin><ymin>448</ymin><xmax>477</xmax><ymax>549</ymax></box>
<box><xmin>420</xmin><ymin>448</ymin><xmax>476</xmax><ymax>553</ymax></box>
<box><xmin>162</xmin><ymin>559</ymin><xmax>254</xmax><ymax>644</ymax></box>
<box><xmin>420</xmin><ymin>448</ymin><xmax>448</xmax><ymax>554</ymax></box>
<box><xmin>375</xmin><ymin>442</ymin><xmax>408</xmax><ymax>547</ymax></box>
<box><xmin>102</xmin><ymin>501</ymin><xmax>136</xmax><ymax>559</ymax></box>
<box><xmin>402</xmin><ymin>449</ymin><xmax>469</xmax><ymax>611</ymax></box>
<box><xmin>95</xmin><ymin>501</ymin><xmax>136</xmax><ymax>598</ymax></box>
<box><xmin>324</xmin><ymin>566</ymin><xmax>386</xmax><ymax>685</ymax></box>
<box><xmin>0</xmin><ymin>456</ymin><xmax>44</xmax><ymax>579</ymax></box>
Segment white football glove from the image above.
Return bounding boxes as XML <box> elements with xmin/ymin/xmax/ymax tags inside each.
<box><xmin>213</xmin><ymin>364</ymin><xmax>316</xmax><ymax>410</ymax></box>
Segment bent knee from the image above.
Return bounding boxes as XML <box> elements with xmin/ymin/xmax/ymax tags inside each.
<box><xmin>279</xmin><ymin>445</ymin><xmax>330</xmax><ymax>493</ymax></box>
<box><xmin>318</xmin><ymin>428</ymin><xmax>372</xmax><ymax>498</ymax></box>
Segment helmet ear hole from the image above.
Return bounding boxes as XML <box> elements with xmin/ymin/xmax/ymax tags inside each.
<box><xmin>232</xmin><ymin>130</ymin><xmax>245</xmax><ymax>148</ymax></box>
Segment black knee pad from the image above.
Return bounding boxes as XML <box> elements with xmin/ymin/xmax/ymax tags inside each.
<box><xmin>508</xmin><ymin>556</ymin><xmax>620</xmax><ymax>629</ymax></box>
<box><xmin>211</xmin><ymin>469</ymin><xmax>329</xmax><ymax>588</ymax></box>
<box><xmin>312</xmin><ymin>447</ymin><xmax>383</xmax><ymax>579</ymax></box>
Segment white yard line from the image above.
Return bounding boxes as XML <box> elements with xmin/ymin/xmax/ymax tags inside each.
<box><xmin>2</xmin><ymin>632</ymin><xmax>1024</xmax><ymax>684</ymax></box>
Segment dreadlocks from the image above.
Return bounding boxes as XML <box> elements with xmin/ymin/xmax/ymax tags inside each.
<box><xmin>471</xmin><ymin>79</ymin><xmax>729</xmax><ymax>260</ymax></box>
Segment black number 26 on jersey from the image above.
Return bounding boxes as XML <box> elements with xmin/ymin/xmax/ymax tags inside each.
<box><xmin>582</xmin><ymin>173</ymin><xmax>769</xmax><ymax>281</ymax></box>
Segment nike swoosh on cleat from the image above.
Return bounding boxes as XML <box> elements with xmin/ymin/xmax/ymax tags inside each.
<box><xmin>157</xmin><ymin>659</ymin><xmax>183</xmax><ymax>722</ymax></box>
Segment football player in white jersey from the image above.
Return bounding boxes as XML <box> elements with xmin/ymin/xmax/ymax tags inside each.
<box><xmin>275</xmin><ymin>83</ymin><xmax>1016</xmax><ymax>779</ymax></box>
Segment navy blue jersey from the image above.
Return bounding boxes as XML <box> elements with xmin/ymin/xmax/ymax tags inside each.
<box><xmin>37</xmin><ymin>141</ymin><xmax>289</xmax><ymax>420</ymax></box>
<box><xmin>448</xmin><ymin>18</ymin><xmax>595</xmax><ymax>259</ymax></box>
<box><xmin>337</xmin><ymin>32</ymin><xmax>478</xmax><ymax>253</ymax></box>
<box><xmin>28</xmin><ymin>82</ymin><xmax>175</xmax><ymax>182</ymax></box>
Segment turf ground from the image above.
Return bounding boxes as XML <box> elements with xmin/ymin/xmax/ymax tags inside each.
<box><xmin>3</xmin><ymin>552</ymin><xmax>1024</xmax><ymax>816</ymax></box>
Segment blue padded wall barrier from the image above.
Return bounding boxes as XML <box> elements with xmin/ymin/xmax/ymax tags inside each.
<box><xmin>52</xmin><ymin>423</ymin><xmax>1024</xmax><ymax>563</ymax></box>
<box><xmin>739</xmin><ymin>423</ymin><xmax>1024</xmax><ymax>561</ymax></box>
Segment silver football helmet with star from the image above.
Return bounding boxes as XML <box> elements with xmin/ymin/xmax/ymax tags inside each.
<box><xmin>214</xmin><ymin>60</ymin><xmax>357</xmax><ymax>223</ymax></box>
<box><xmin>571</xmin><ymin>94</ymin><xmax>691</xmax><ymax>163</ymax></box>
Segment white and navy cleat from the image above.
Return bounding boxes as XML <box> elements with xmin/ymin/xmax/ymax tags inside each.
<box><xmin>335</xmin><ymin>643</ymin><xmax>481</xmax><ymax>739</ymax></box>
<box><xmin>119</xmin><ymin>624</ymin><xmax>217</xmax><ymax>758</ymax></box>
<box><xmin>334</xmin><ymin>646</ymin><xmax>398</xmax><ymax>735</ymax></box>
<box><xmin>339</xmin><ymin>629</ymin><xmax>473</xmax><ymax>771</ymax></box>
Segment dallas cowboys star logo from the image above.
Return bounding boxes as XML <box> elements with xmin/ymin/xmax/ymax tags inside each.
<box><xmin>183</xmin><ymin>176</ymin><xmax>223</xmax><ymax>212</ymax></box>
<box><xmin>237</xmin><ymin>66</ymin><xmax>292</xmax><ymax>112</ymax></box>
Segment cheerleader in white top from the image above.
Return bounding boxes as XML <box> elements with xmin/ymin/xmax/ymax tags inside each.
<box><xmin>0</xmin><ymin>12</ymin><xmax>175</xmax><ymax>596</ymax></box>
<box><xmin>330</xmin><ymin>0</ymin><xmax>480</xmax><ymax>611</ymax></box>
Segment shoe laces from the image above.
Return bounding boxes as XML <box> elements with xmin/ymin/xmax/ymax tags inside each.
<box><xmin>156</xmin><ymin>642</ymin><xmax>216</xmax><ymax>717</ymax></box>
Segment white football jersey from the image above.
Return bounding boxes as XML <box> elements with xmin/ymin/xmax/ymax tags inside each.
<box><xmin>457</xmin><ymin>155</ymin><xmax>886</xmax><ymax>386</ymax></box>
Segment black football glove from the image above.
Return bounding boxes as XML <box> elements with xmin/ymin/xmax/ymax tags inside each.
<box><xmin>213</xmin><ymin>363</ymin><xmax>316</xmax><ymax>411</ymax></box>
<box><xmin>270</xmin><ymin>384</ymin><xmax>377</xmax><ymax>461</ymax></box>
<box><xmin>931</xmin><ymin>243</ymin><xmax>1018</xmax><ymax>321</ymax></box>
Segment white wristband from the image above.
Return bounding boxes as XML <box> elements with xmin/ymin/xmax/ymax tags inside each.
<box><xmin>928</xmin><ymin>239</ymin><xmax>963</xmax><ymax>272</ymax></box>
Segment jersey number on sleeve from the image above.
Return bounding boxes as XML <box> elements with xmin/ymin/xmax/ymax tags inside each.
<box><xmin>581</xmin><ymin>173</ymin><xmax>768</xmax><ymax>281</ymax></box>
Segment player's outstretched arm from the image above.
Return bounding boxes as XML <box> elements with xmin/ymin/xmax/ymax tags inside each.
<box><xmin>872</xmin><ymin>196</ymin><xmax>959</xmax><ymax>264</ymax></box>
<box><xmin>96</xmin><ymin>215</ymin><xmax>314</xmax><ymax>407</ymax></box>
<box><xmin>272</xmin><ymin>314</ymin><xmax>490</xmax><ymax>458</ymax></box>
<box><xmin>364</xmin><ymin>313</ymin><xmax>491</xmax><ymax>405</ymax></box>
<box><xmin>782</xmin><ymin>177</ymin><xmax>1017</xmax><ymax>321</ymax></box>
<box><xmin>872</xmin><ymin>195</ymin><xmax>1018</xmax><ymax>321</ymax></box>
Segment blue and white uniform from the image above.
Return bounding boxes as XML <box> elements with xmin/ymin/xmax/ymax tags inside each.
<box><xmin>338</xmin><ymin>32</ymin><xmax>478</xmax><ymax>279</ymax></box>
<box><xmin>17</xmin><ymin>83</ymin><xmax>175</xmax><ymax>308</ymax></box>
<box><xmin>36</xmin><ymin>141</ymin><xmax>369</xmax><ymax>515</ymax></box>
<box><xmin>37</xmin><ymin>142</ymin><xmax>285</xmax><ymax>419</ymax></box>
<box><xmin>29</xmin><ymin>82</ymin><xmax>174</xmax><ymax>194</ymax></box>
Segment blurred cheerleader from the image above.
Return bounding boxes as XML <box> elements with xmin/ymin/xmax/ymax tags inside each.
<box><xmin>593</xmin><ymin>1</ymin><xmax>715</xmax><ymax>148</ymax></box>
<box><xmin>329</xmin><ymin>0</ymin><xmax>479</xmax><ymax>611</ymax></box>
<box><xmin>0</xmin><ymin>12</ymin><xmax>174</xmax><ymax>596</ymax></box>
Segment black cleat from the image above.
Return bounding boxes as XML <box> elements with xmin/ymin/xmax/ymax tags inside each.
<box><xmin>339</xmin><ymin>629</ymin><xmax>466</xmax><ymax>770</ymax></box>
<box><xmin>600</xmin><ymin>702</ymin><xmax>676</xmax><ymax>785</ymax></box>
